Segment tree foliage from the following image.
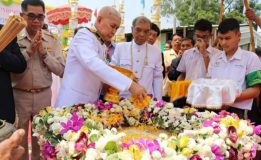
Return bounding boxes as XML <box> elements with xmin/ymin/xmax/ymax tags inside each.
<box><xmin>161</xmin><ymin>0</ymin><xmax>261</xmax><ymax>26</ymax></box>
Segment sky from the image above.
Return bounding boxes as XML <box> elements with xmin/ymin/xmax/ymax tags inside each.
<box><xmin>43</xmin><ymin>0</ymin><xmax>174</xmax><ymax>32</ymax></box>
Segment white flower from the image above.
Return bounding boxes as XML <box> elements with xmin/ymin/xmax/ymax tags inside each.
<box><xmin>85</xmin><ymin>148</ymin><xmax>98</xmax><ymax>160</ymax></box>
<box><xmin>49</xmin><ymin>123</ymin><xmax>62</xmax><ymax>134</ymax></box>
<box><xmin>118</xmin><ymin>150</ymin><xmax>134</xmax><ymax>160</ymax></box>
<box><xmin>141</xmin><ymin>150</ymin><xmax>151</xmax><ymax>160</ymax></box>
<box><xmin>198</xmin><ymin>145</ymin><xmax>212</xmax><ymax>157</ymax></box>
<box><xmin>152</xmin><ymin>151</ymin><xmax>162</xmax><ymax>159</ymax></box>
<box><xmin>199</xmin><ymin>127</ymin><xmax>213</xmax><ymax>134</ymax></box>
<box><xmin>159</xmin><ymin>133</ymin><xmax>168</xmax><ymax>140</ymax></box>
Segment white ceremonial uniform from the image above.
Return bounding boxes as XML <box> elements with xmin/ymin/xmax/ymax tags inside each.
<box><xmin>177</xmin><ymin>46</ymin><xmax>221</xmax><ymax>80</ymax></box>
<box><xmin>111</xmin><ymin>40</ymin><xmax>163</xmax><ymax>100</ymax></box>
<box><xmin>208</xmin><ymin>48</ymin><xmax>261</xmax><ymax>110</ymax></box>
<box><xmin>55</xmin><ymin>28</ymin><xmax>132</xmax><ymax>107</ymax></box>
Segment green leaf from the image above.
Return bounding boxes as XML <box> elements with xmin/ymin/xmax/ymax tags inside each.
<box><xmin>105</xmin><ymin>153</ymin><xmax>119</xmax><ymax>160</ymax></box>
<box><xmin>104</xmin><ymin>141</ymin><xmax>118</xmax><ymax>155</ymax></box>
<box><xmin>89</xmin><ymin>134</ymin><xmax>99</xmax><ymax>142</ymax></box>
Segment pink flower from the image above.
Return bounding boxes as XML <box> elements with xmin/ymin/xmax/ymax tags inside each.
<box><xmin>250</xmin><ymin>144</ymin><xmax>257</xmax><ymax>159</ymax></box>
<box><xmin>213</xmin><ymin>125</ymin><xmax>221</xmax><ymax>134</ymax></box>
<box><xmin>253</xmin><ymin>125</ymin><xmax>261</xmax><ymax>135</ymax></box>
<box><xmin>228</xmin><ymin>147</ymin><xmax>238</xmax><ymax>160</ymax></box>
<box><xmin>219</xmin><ymin>110</ymin><xmax>231</xmax><ymax>118</ymax></box>
<box><xmin>155</xmin><ymin>101</ymin><xmax>166</xmax><ymax>108</ymax></box>
<box><xmin>190</xmin><ymin>154</ymin><xmax>202</xmax><ymax>160</ymax></box>
<box><xmin>42</xmin><ymin>141</ymin><xmax>56</xmax><ymax>159</ymax></box>
<box><xmin>74</xmin><ymin>132</ymin><xmax>95</xmax><ymax>156</ymax></box>
<box><xmin>227</xmin><ymin>126</ymin><xmax>238</xmax><ymax>143</ymax></box>
<box><xmin>60</xmin><ymin>113</ymin><xmax>84</xmax><ymax>134</ymax></box>
<box><xmin>95</xmin><ymin>100</ymin><xmax>113</xmax><ymax>111</ymax></box>
<box><xmin>203</xmin><ymin>120</ymin><xmax>213</xmax><ymax>127</ymax></box>
<box><xmin>211</xmin><ymin>145</ymin><xmax>224</xmax><ymax>160</ymax></box>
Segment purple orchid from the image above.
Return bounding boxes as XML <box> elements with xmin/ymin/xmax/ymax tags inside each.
<box><xmin>42</xmin><ymin>141</ymin><xmax>56</xmax><ymax>159</ymax></box>
<box><xmin>203</xmin><ymin>120</ymin><xmax>213</xmax><ymax>127</ymax></box>
<box><xmin>250</xmin><ymin>144</ymin><xmax>257</xmax><ymax>159</ymax></box>
<box><xmin>253</xmin><ymin>125</ymin><xmax>261</xmax><ymax>135</ymax></box>
<box><xmin>155</xmin><ymin>101</ymin><xmax>166</xmax><ymax>108</ymax></box>
<box><xmin>211</xmin><ymin>145</ymin><xmax>224</xmax><ymax>160</ymax></box>
<box><xmin>122</xmin><ymin>139</ymin><xmax>164</xmax><ymax>156</ymax></box>
<box><xmin>202</xmin><ymin>120</ymin><xmax>221</xmax><ymax>134</ymax></box>
<box><xmin>94</xmin><ymin>100</ymin><xmax>113</xmax><ymax>111</ymax></box>
<box><xmin>60</xmin><ymin>113</ymin><xmax>84</xmax><ymax>135</ymax></box>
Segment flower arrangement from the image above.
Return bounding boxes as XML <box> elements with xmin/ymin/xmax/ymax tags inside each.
<box><xmin>33</xmin><ymin>99</ymin><xmax>261</xmax><ymax>160</ymax></box>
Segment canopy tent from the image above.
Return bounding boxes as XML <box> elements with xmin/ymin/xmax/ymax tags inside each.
<box><xmin>46</xmin><ymin>5</ymin><xmax>92</xmax><ymax>25</ymax></box>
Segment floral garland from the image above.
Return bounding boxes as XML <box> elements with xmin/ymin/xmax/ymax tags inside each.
<box><xmin>33</xmin><ymin>99</ymin><xmax>261</xmax><ymax>160</ymax></box>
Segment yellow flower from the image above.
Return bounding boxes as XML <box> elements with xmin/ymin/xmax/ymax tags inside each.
<box><xmin>80</xmin><ymin>126</ymin><xmax>89</xmax><ymax>134</ymax></box>
<box><xmin>127</xmin><ymin>144</ymin><xmax>142</xmax><ymax>160</ymax></box>
<box><xmin>178</xmin><ymin>136</ymin><xmax>190</xmax><ymax>148</ymax></box>
<box><xmin>237</xmin><ymin>129</ymin><xmax>245</xmax><ymax>138</ymax></box>
<box><xmin>183</xmin><ymin>108</ymin><xmax>197</xmax><ymax>114</ymax></box>
<box><xmin>182</xmin><ymin>148</ymin><xmax>193</xmax><ymax>156</ymax></box>
<box><xmin>104</xmin><ymin>113</ymin><xmax>124</xmax><ymax>127</ymax></box>
<box><xmin>39</xmin><ymin>110</ymin><xmax>47</xmax><ymax>117</ymax></box>
<box><xmin>220</xmin><ymin>117</ymin><xmax>239</xmax><ymax>128</ymax></box>
<box><xmin>46</xmin><ymin>106</ymin><xmax>53</xmax><ymax>113</ymax></box>
<box><xmin>167</xmin><ymin>141</ymin><xmax>176</xmax><ymax>149</ymax></box>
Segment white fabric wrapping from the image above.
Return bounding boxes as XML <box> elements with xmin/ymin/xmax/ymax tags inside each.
<box><xmin>187</xmin><ymin>78</ymin><xmax>241</xmax><ymax>109</ymax></box>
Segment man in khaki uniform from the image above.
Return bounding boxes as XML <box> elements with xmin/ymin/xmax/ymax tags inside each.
<box><xmin>12</xmin><ymin>0</ymin><xmax>65</xmax><ymax>159</ymax></box>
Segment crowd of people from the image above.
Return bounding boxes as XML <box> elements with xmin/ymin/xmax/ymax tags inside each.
<box><xmin>0</xmin><ymin>0</ymin><xmax>261</xmax><ymax>159</ymax></box>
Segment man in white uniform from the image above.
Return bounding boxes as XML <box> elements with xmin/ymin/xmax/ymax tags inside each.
<box><xmin>177</xmin><ymin>19</ymin><xmax>221</xmax><ymax>80</ymax></box>
<box><xmin>111</xmin><ymin>16</ymin><xmax>163</xmax><ymax>100</ymax></box>
<box><xmin>55</xmin><ymin>7</ymin><xmax>146</xmax><ymax>107</ymax></box>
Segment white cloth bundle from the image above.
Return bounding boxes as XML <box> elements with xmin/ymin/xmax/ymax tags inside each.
<box><xmin>187</xmin><ymin>78</ymin><xmax>241</xmax><ymax>109</ymax></box>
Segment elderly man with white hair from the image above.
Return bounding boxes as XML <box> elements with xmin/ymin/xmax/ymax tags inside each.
<box><xmin>55</xmin><ymin>6</ymin><xmax>147</xmax><ymax>107</ymax></box>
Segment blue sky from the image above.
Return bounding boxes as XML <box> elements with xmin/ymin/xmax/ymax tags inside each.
<box><xmin>43</xmin><ymin>0</ymin><xmax>173</xmax><ymax>32</ymax></box>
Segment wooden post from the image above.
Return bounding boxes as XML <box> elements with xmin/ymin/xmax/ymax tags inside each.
<box><xmin>243</xmin><ymin>0</ymin><xmax>255</xmax><ymax>52</ymax></box>
<box><xmin>219</xmin><ymin>0</ymin><xmax>224</xmax><ymax>23</ymax></box>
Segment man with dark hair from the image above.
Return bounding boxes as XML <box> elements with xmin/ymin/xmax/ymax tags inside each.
<box><xmin>164</xmin><ymin>33</ymin><xmax>182</xmax><ymax>71</ymax></box>
<box><xmin>177</xmin><ymin>19</ymin><xmax>221</xmax><ymax>80</ymax></box>
<box><xmin>147</xmin><ymin>22</ymin><xmax>166</xmax><ymax>78</ymax></box>
<box><xmin>13</xmin><ymin>0</ymin><xmax>65</xmax><ymax>159</ymax></box>
<box><xmin>111</xmin><ymin>16</ymin><xmax>163</xmax><ymax>100</ymax></box>
<box><xmin>168</xmin><ymin>37</ymin><xmax>194</xmax><ymax>81</ymax></box>
<box><xmin>0</xmin><ymin>25</ymin><xmax>26</xmax><ymax>124</ymax></box>
<box><xmin>208</xmin><ymin>18</ymin><xmax>261</xmax><ymax>119</ymax></box>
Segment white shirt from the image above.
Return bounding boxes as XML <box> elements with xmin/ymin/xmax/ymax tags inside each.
<box><xmin>177</xmin><ymin>46</ymin><xmax>221</xmax><ymax>80</ymax></box>
<box><xmin>208</xmin><ymin>47</ymin><xmax>261</xmax><ymax>110</ymax></box>
<box><xmin>55</xmin><ymin>28</ymin><xmax>132</xmax><ymax>107</ymax></box>
<box><xmin>111</xmin><ymin>40</ymin><xmax>163</xmax><ymax>100</ymax></box>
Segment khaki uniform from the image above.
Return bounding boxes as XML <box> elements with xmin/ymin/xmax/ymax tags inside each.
<box><xmin>163</xmin><ymin>49</ymin><xmax>178</xmax><ymax>69</ymax></box>
<box><xmin>12</xmin><ymin>29</ymin><xmax>65</xmax><ymax>160</ymax></box>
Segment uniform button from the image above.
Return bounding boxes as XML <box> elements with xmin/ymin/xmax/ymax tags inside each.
<box><xmin>135</xmin><ymin>71</ymin><xmax>138</xmax><ymax>74</ymax></box>
<box><xmin>136</xmin><ymin>60</ymin><xmax>139</xmax><ymax>63</ymax></box>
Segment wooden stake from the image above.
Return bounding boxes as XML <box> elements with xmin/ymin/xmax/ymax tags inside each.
<box><xmin>243</xmin><ymin>0</ymin><xmax>255</xmax><ymax>52</ymax></box>
<box><xmin>219</xmin><ymin>0</ymin><xmax>224</xmax><ymax>23</ymax></box>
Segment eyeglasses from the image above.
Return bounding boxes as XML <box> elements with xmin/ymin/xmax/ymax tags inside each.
<box><xmin>23</xmin><ymin>13</ymin><xmax>45</xmax><ymax>21</ymax></box>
